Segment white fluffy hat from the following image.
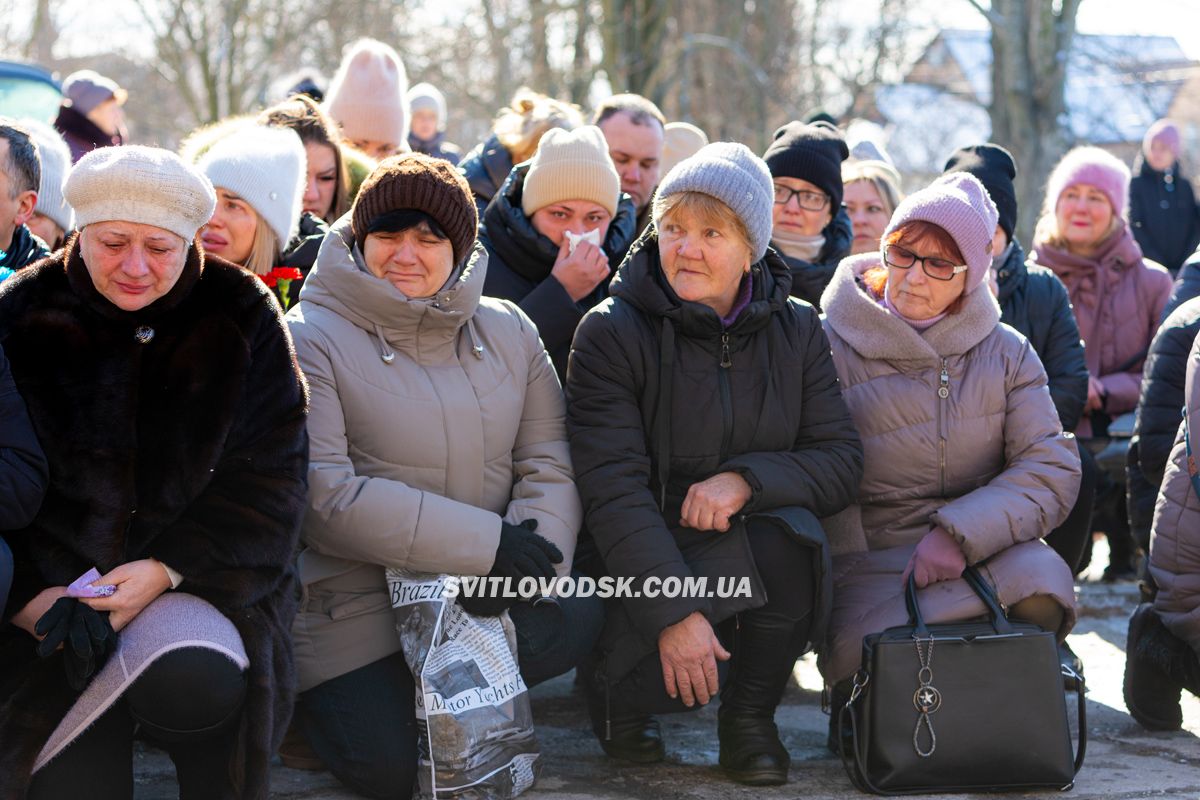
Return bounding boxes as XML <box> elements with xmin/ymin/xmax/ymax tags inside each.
<box><xmin>197</xmin><ymin>125</ymin><xmax>306</xmax><ymax>247</ymax></box>
<box><xmin>65</xmin><ymin>145</ymin><xmax>216</xmax><ymax>242</ymax></box>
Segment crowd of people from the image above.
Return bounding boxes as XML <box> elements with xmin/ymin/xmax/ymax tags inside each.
<box><xmin>1</xmin><ymin>35</ymin><xmax>1199</xmax><ymax>800</ymax></box>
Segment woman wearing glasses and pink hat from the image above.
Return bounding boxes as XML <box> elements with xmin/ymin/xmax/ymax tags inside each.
<box><xmin>818</xmin><ymin>173</ymin><xmax>1082</xmax><ymax>750</ymax></box>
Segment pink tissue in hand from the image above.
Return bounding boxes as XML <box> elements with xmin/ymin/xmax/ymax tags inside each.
<box><xmin>66</xmin><ymin>568</ymin><xmax>116</xmax><ymax>598</ymax></box>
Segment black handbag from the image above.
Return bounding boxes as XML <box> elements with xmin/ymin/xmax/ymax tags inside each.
<box><xmin>839</xmin><ymin>567</ymin><xmax>1086</xmax><ymax>794</ymax></box>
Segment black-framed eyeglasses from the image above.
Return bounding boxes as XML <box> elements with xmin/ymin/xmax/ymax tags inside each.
<box><xmin>773</xmin><ymin>184</ymin><xmax>830</xmax><ymax>211</ymax></box>
<box><xmin>882</xmin><ymin>244</ymin><xmax>968</xmax><ymax>282</ymax></box>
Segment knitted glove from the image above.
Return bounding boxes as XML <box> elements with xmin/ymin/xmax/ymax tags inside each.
<box><xmin>459</xmin><ymin>519</ymin><xmax>563</xmax><ymax>617</ymax></box>
<box><xmin>902</xmin><ymin>527</ymin><xmax>966</xmax><ymax>589</ymax></box>
<box><xmin>35</xmin><ymin>597</ymin><xmax>118</xmax><ymax>690</ymax></box>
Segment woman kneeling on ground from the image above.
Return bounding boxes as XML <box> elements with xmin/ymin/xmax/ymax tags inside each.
<box><xmin>567</xmin><ymin>142</ymin><xmax>863</xmax><ymax>786</ymax></box>
<box><xmin>817</xmin><ymin>173</ymin><xmax>1082</xmax><ymax>748</ymax></box>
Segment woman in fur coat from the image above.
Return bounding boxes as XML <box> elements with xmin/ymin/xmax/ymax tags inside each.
<box><xmin>0</xmin><ymin>146</ymin><xmax>308</xmax><ymax>800</ymax></box>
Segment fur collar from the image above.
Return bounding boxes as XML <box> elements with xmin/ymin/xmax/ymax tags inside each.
<box><xmin>821</xmin><ymin>252</ymin><xmax>1001</xmax><ymax>365</ymax></box>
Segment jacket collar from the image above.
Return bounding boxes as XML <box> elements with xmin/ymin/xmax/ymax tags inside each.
<box><xmin>822</xmin><ymin>252</ymin><xmax>1001</xmax><ymax>365</ymax></box>
<box><xmin>608</xmin><ymin>230</ymin><xmax>792</xmax><ymax>339</ymax></box>
<box><xmin>298</xmin><ymin>215</ymin><xmax>488</xmax><ymax>365</ymax></box>
<box><xmin>995</xmin><ymin>239</ymin><xmax>1027</xmax><ymax>304</ymax></box>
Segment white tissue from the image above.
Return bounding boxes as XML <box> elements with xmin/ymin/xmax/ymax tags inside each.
<box><xmin>565</xmin><ymin>228</ymin><xmax>602</xmax><ymax>255</ymax></box>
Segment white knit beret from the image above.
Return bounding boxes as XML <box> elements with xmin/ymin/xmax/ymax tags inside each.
<box><xmin>19</xmin><ymin>118</ymin><xmax>75</xmax><ymax>233</ymax></box>
<box><xmin>198</xmin><ymin>125</ymin><xmax>306</xmax><ymax>247</ymax></box>
<box><xmin>65</xmin><ymin>146</ymin><xmax>216</xmax><ymax>243</ymax></box>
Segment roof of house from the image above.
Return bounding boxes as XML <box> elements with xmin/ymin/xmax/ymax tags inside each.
<box><xmin>872</xmin><ymin>29</ymin><xmax>1197</xmax><ymax>173</ymax></box>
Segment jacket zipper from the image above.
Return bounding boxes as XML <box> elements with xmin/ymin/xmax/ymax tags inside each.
<box><xmin>938</xmin><ymin>357</ymin><xmax>950</xmax><ymax>497</ymax></box>
<box><xmin>718</xmin><ymin>332</ymin><xmax>733</xmax><ymax>463</ymax></box>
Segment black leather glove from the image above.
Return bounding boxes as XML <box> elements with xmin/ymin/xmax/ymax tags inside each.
<box><xmin>459</xmin><ymin>519</ymin><xmax>564</xmax><ymax>617</ymax></box>
<box><xmin>35</xmin><ymin>597</ymin><xmax>118</xmax><ymax>690</ymax></box>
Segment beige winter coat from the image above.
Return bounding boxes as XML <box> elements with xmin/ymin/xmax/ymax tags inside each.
<box><xmin>817</xmin><ymin>254</ymin><xmax>1081</xmax><ymax>683</ymax></box>
<box><xmin>286</xmin><ymin>219</ymin><xmax>580</xmax><ymax>690</ymax></box>
<box><xmin>1149</xmin><ymin>331</ymin><xmax>1200</xmax><ymax>655</ymax></box>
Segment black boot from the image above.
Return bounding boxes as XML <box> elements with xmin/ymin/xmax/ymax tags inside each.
<box><xmin>1123</xmin><ymin>603</ymin><xmax>1199</xmax><ymax>731</ymax></box>
<box><xmin>826</xmin><ymin>679</ymin><xmax>853</xmax><ymax>756</ymax></box>
<box><xmin>717</xmin><ymin>610</ymin><xmax>807</xmax><ymax>786</ymax></box>
<box><xmin>583</xmin><ymin>660</ymin><xmax>664</xmax><ymax>763</ymax></box>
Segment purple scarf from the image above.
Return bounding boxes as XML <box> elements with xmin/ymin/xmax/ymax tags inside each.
<box><xmin>721</xmin><ymin>273</ymin><xmax>754</xmax><ymax>328</ymax></box>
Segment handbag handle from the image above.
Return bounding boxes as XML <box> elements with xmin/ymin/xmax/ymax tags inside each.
<box><xmin>905</xmin><ymin>566</ymin><xmax>1014</xmax><ymax>637</ymax></box>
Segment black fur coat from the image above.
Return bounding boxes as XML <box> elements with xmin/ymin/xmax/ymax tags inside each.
<box><xmin>0</xmin><ymin>240</ymin><xmax>309</xmax><ymax>799</ymax></box>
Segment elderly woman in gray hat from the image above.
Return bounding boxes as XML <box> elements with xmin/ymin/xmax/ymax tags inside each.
<box><xmin>0</xmin><ymin>145</ymin><xmax>308</xmax><ymax>800</ymax></box>
<box><xmin>566</xmin><ymin>142</ymin><xmax>862</xmax><ymax>786</ymax></box>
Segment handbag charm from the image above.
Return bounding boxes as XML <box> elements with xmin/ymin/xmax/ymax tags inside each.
<box><xmin>912</xmin><ymin>635</ymin><xmax>940</xmax><ymax>758</ymax></box>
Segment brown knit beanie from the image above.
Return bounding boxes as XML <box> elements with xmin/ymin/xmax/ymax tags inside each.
<box><xmin>352</xmin><ymin>153</ymin><xmax>478</xmax><ymax>265</ymax></box>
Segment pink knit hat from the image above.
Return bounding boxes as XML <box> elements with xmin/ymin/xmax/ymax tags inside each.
<box><xmin>1045</xmin><ymin>145</ymin><xmax>1130</xmax><ymax>219</ymax></box>
<box><xmin>1143</xmin><ymin>118</ymin><xmax>1181</xmax><ymax>159</ymax></box>
<box><xmin>882</xmin><ymin>172</ymin><xmax>998</xmax><ymax>294</ymax></box>
<box><xmin>324</xmin><ymin>39</ymin><xmax>409</xmax><ymax>146</ymax></box>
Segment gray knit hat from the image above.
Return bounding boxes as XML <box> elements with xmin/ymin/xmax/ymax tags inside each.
<box><xmin>66</xmin><ymin>146</ymin><xmax>216</xmax><ymax>242</ymax></box>
<box><xmin>20</xmin><ymin>118</ymin><xmax>74</xmax><ymax>233</ymax></box>
<box><xmin>653</xmin><ymin>141</ymin><xmax>775</xmax><ymax>262</ymax></box>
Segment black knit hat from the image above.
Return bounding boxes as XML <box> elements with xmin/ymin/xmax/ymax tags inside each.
<box><xmin>762</xmin><ymin>120</ymin><xmax>849</xmax><ymax>211</ymax></box>
<box><xmin>352</xmin><ymin>153</ymin><xmax>478</xmax><ymax>265</ymax></box>
<box><xmin>943</xmin><ymin>143</ymin><xmax>1018</xmax><ymax>241</ymax></box>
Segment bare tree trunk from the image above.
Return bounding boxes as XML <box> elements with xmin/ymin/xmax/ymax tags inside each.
<box><xmin>976</xmin><ymin>0</ymin><xmax>1081</xmax><ymax>245</ymax></box>
<box><xmin>568</xmin><ymin>0</ymin><xmax>592</xmax><ymax>104</ymax></box>
<box><xmin>27</xmin><ymin>0</ymin><xmax>57</xmax><ymax>64</ymax></box>
<box><xmin>529</xmin><ymin>0</ymin><xmax>554</xmax><ymax>96</ymax></box>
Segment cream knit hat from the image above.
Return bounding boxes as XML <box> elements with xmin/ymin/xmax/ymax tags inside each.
<box><xmin>65</xmin><ymin>145</ymin><xmax>216</xmax><ymax>242</ymax></box>
<box><xmin>661</xmin><ymin>122</ymin><xmax>709</xmax><ymax>176</ymax></box>
<box><xmin>324</xmin><ymin>39</ymin><xmax>409</xmax><ymax>146</ymax></box>
<box><xmin>198</xmin><ymin>125</ymin><xmax>306</xmax><ymax>247</ymax></box>
<box><xmin>520</xmin><ymin>125</ymin><xmax>620</xmax><ymax>217</ymax></box>
<box><xmin>20</xmin><ymin>118</ymin><xmax>75</xmax><ymax>233</ymax></box>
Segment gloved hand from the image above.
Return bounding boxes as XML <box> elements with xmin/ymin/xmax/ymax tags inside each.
<box><xmin>901</xmin><ymin>526</ymin><xmax>966</xmax><ymax>589</ymax></box>
<box><xmin>459</xmin><ymin>520</ymin><xmax>563</xmax><ymax>617</ymax></box>
<box><xmin>35</xmin><ymin>597</ymin><xmax>118</xmax><ymax>690</ymax></box>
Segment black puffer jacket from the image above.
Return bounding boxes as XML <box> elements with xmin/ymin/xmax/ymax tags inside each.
<box><xmin>774</xmin><ymin>206</ymin><xmax>852</xmax><ymax>311</ymax></box>
<box><xmin>0</xmin><ymin>343</ymin><xmax>47</xmax><ymax>530</ymax></box>
<box><xmin>408</xmin><ymin>132</ymin><xmax>463</xmax><ymax>166</ymax></box>
<box><xmin>0</xmin><ymin>225</ymin><xmax>50</xmax><ymax>273</ymax></box>
<box><xmin>1162</xmin><ymin>247</ymin><xmax>1200</xmax><ymax>321</ymax></box>
<box><xmin>1127</xmin><ymin>296</ymin><xmax>1200</xmax><ymax>549</ymax></box>
<box><xmin>565</xmin><ymin>234</ymin><xmax>863</xmax><ymax>679</ymax></box>
<box><xmin>459</xmin><ymin>133</ymin><xmax>515</xmax><ymax>218</ymax></box>
<box><xmin>274</xmin><ymin>212</ymin><xmax>329</xmax><ymax>311</ymax></box>
<box><xmin>1129</xmin><ymin>156</ymin><xmax>1200</xmax><ymax>275</ymax></box>
<box><xmin>479</xmin><ymin>163</ymin><xmax>637</xmax><ymax>379</ymax></box>
<box><xmin>994</xmin><ymin>241</ymin><xmax>1089</xmax><ymax>431</ymax></box>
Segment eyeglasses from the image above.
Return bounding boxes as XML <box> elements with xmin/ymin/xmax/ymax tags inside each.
<box><xmin>773</xmin><ymin>184</ymin><xmax>830</xmax><ymax>211</ymax></box>
<box><xmin>882</xmin><ymin>244</ymin><xmax>968</xmax><ymax>282</ymax></box>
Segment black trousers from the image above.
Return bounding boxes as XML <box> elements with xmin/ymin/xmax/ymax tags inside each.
<box><xmin>1044</xmin><ymin>440</ymin><xmax>1098</xmax><ymax>575</ymax></box>
<box><xmin>600</xmin><ymin>521</ymin><xmax>817</xmax><ymax>716</ymax></box>
<box><xmin>28</xmin><ymin>646</ymin><xmax>247</xmax><ymax>800</ymax></box>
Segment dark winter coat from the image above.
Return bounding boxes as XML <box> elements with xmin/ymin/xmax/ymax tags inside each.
<box><xmin>408</xmin><ymin>132</ymin><xmax>462</xmax><ymax>166</ymax></box>
<box><xmin>0</xmin><ymin>343</ymin><xmax>47</xmax><ymax>530</ymax></box>
<box><xmin>0</xmin><ymin>225</ymin><xmax>50</xmax><ymax>273</ymax></box>
<box><xmin>565</xmin><ymin>235</ymin><xmax>863</xmax><ymax>680</ymax></box>
<box><xmin>774</xmin><ymin>206</ymin><xmax>853</xmax><ymax>311</ymax></box>
<box><xmin>53</xmin><ymin>105</ymin><xmax>124</xmax><ymax>164</ymax></box>
<box><xmin>459</xmin><ymin>133</ymin><xmax>515</xmax><ymax>218</ymax></box>
<box><xmin>0</xmin><ymin>241</ymin><xmax>309</xmax><ymax>799</ymax></box>
<box><xmin>479</xmin><ymin>162</ymin><xmax>637</xmax><ymax>379</ymax></box>
<box><xmin>1127</xmin><ymin>297</ymin><xmax>1200</xmax><ymax>549</ymax></box>
<box><xmin>995</xmin><ymin>241</ymin><xmax>1089</xmax><ymax>432</ymax></box>
<box><xmin>271</xmin><ymin>212</ymin><xmax>329</xmax><ymax>311</ymax></box>
<box><xmin>1162</xmin><ymin>247</ymin><xmax>1200</xmax><ymax>321</ymax></box>
<box><xmin>1129</xmin><ymin>156</ymin><xmax>1200</xmax><ymax>275</ymax></box>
